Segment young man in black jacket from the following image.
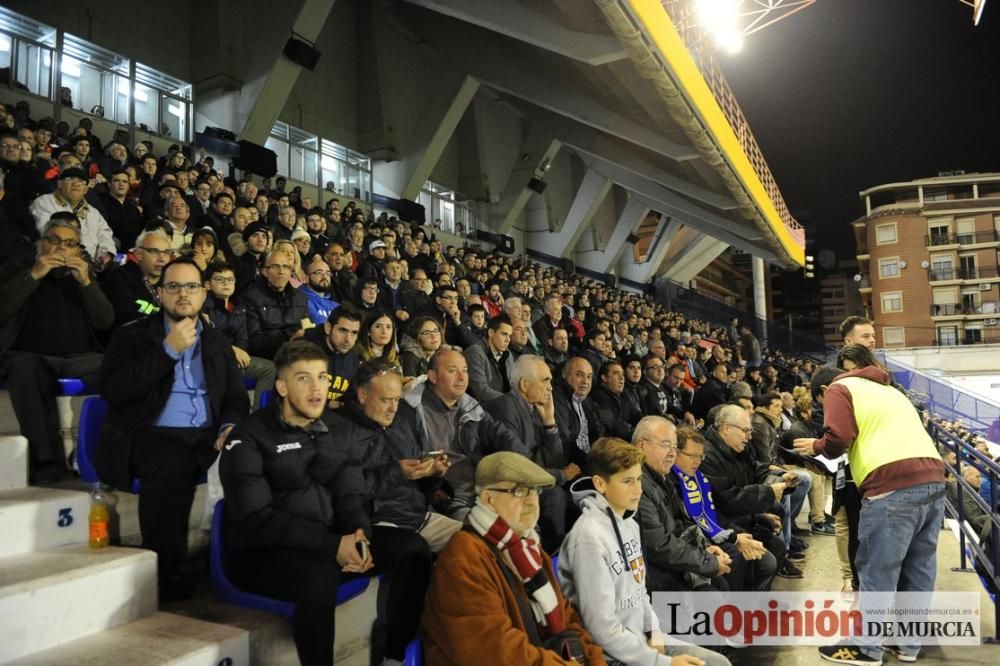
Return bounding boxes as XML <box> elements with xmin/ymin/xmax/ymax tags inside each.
<box><xmin>220</xmin><ymin>340</ymin><xmax>373</xmax><ymax>666</ymax></box>
<box><xmin>97</xmin><ymin>256</ymin><xmax>249</xmax><ymax>600</ymax></box>
<box><xmin>302</xmin><ymin>307</ymin><xmax>361</xmax><ymax>408</ymax></box>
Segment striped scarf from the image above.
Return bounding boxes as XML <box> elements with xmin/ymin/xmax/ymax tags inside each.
<box><xmin>467</xmin><ymin>503</ymin><xmax>565</xmax><ymax>636</ymax></box>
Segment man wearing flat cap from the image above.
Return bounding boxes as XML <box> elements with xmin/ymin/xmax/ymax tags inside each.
<box><xmin>422</xmin><ymin>451</ymin><xmax>607</xmax><ymax>665</ymax></box>
<box><xmin>30</xmin><ymin>166</ymin><xmax>117</xmax><ymax>266</ymax></box>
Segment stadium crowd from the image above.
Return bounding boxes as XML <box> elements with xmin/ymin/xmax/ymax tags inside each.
<box><xmin>0</xmin><ymin>100</ymin><xmax>961</xmax><ymax>666</ymax></box>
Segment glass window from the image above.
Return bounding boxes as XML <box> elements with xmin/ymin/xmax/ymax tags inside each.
<box><xmin>132</xmin><ymin>80</ymin><xmax>157</xmax><ymax>133</ymax></box>
<box><xmin>161</xmin><ymin>96</ymin><xmax>188</xmax><ymax>141</ymax></box>
<box><xmin>0</xmin><ymin>33</ymin><xmax>11</xmax><ymax>70</ymax></box>
<box><xmin>955</xmin><ymin>217</ymin><xmax>975</xmax><ymax>244</ymax></box>
<box><xmin>265</xmin><ymin>137</ymin><xmax>290</xmax><ymax>177</ymax></box>
<box><xmin>875</xmin><ymin>223</ymin><xmax>897</xmax><ymax>245</ymax></box>
<box><xmin>882</xmin><ymin>327</ymin><xmax>905</xmax><ymax>346</ymax></box>
<box><xmin>878</xmin><ymin>257</ymin><xmax>899</xmax><ymax>279</ymax></box>
<box><xmin>17</xmin><ymin>42</ymin><xmax>52</xmax><ymax>98</ymax></box>
<box><xmin>880</xmin><ymin>292</ymin><xmax>903</xmax><ymax>313</ymax></box>
<box><xmin>937</xmin><ymin>326</ymin><xmax>958</xmax><ymax>346</ymax></box>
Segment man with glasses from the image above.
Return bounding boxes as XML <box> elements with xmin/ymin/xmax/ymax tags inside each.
<box><xmin>640</xmin><ymin>354</ymin><xmax>670</xmax><ymax>418</ymax></box>
<box><xmin>699</xmin><ymin>405</ymin><xmax>801</xmax><ymax>579</ymax></box>
<box><xmin>0</xmin><ymin>214</ymin><xmax>113</xmax><ymax>483</ymax></box>
<box><xmin>298</xmin><ymin>255</ymin><xmax>339</xmax><ymax>325</ymax></box>
<box><xmin>422</xmin><ymin>451</ymin><xmax>605</xmax><ymax>665</ymax></box>
<box><xmin>242</xmin><ymin>250</ymin><xmax>310</xmax><ymax>360</ymax></box>
<box><xmin>419</xmin><ymin>284</ymin><xmax>477</xmax><ymax>349</ymax></box>
<box><xmin>97</xmin><ymin>168</ymin><xmax>143</xmax><ymax>251</ymax></box>
<box><xmin>30</xmin><ymin>167</ymin><xmax>117</xmax><ymax>267</ymax></box>
<box><xmin>102</xmin><ymin>228</ymin><xmax>171</xmax><ymax>328</ymax></box>
<box><xmin>97</xmin><ymin>256</ymin><xmax>249</xmax><ymax>600</ymax></box>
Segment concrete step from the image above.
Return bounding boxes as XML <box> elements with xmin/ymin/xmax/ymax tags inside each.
<box><xmin>0</xmin><ymin>486</ymin><xmax>89</xmax><ymax>558</ymax></box>
<box><xmin>12</xmin><ymin>611</ymin><xmax>250</xmax><ymax>666</ymax></box>
<box><xmin>0</xmin><ymin>436</ymin><xmax>27</xmax><ymax>491</ymax></box>
<box><xmin>0</xmin><ymin>546</ymin><xmax>158</xmax><ymax>663</ymax></box>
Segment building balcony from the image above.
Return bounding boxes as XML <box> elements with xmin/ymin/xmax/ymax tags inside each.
<box><xmin>855</xmin><ymin>274</ymin><xmax>871</xmax><ymax>292</ymax></box>
<box><xmin>928</xmin><ymin>266</ymin><xmax>1000</xmax><ymax>282</ymax></box>
<box><xmin>930</xmin><ymin>304</ymin><xmax>963</xmax><ymax>316</ymax></box>
<box><xmin>933</xmin><ymin>328</ymin><xmax>1000</xmax><ymax>347</ymax></box>
<box><xmin>926</xmin><ymin>230</ymin><xmax>1000</xmax><ymax>248</ymax></box>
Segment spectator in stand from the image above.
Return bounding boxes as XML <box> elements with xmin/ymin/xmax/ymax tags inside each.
<box><xmin>543</xmin><ymin>326</ymin><xmax>570</xmax><ymax>373</ymax></box>
<box><xmin>201</xmin><ymin>263</ymin><xmax>275</xmax><ymax>410</ymax></box>
<box><xmin>379</xmin><ymin>258</ymin><xmax>413</xmax><ymax>324</ymax></box>
<box><xmin>640</xmin><ymin>354</ymin><xmax>670</xmax><ymax>418</ymax></box>
<box><xmin>579</xmin><ymin>328</ymin><xmax>607</xmax><ymax>378</ymax></box>
<box><xmin>560</xmin><ymin>438</ymin><xmax>729</xmax><ymax>666</ymax></box>
<box><xmin>272</xmin><ymin>205</ymin><xmax>297</xmax><ymax>242</ymax></box>
<box><xmin>355</xmin><ymin>310</ymin><xmax>401</xmax><ymax>372</ymax></box>
<box><xmin>740</xmin><ymin>324</ymin><xmax>761</xmax><ymax>368</ymax></box>
<box><xmin>484</xmin><ymin>355</ymin><xmax>578</xmax><ymax>552</ymax></box>
<box><xmin>302</xmin><ymin>307</ymin><xmax>361</xmax><ymax>408</ymax></box>
<box><xmin>0</xmin><ymin>214</ymin><xmax>113</xmax><ymax>483</ymax></box>
<box><xmin>30</xmin><ymin>167</ymin><xmax>116</xmax><ymax>266</ymax></box>
<box><xmin>780</xmin><ymin>394</ymin><xmax>833</xmax><ymax>537</ymax></box>
<box><xmin>532</xmin><ymin>294</ymin><xmax>563</xmax><ymax>344</ymax></box>
<box><xmin>699</xmin><ymin>405</ymin><xmax>800</xmax><ymax>579</ymax></box>
<box><xmin>189</xmin><ymin>226</ymin><xmax>225</xmax><ymax>270</ymax></box>
<box><xmin>553</xmin><ymin>357</ymin><xmax>604</xmax><ymax>472</ymax></box>
<box><xmin>203</xmin><ymin>192</ymin><xmax>234</xmax><ymax>236</ymax></box>
<box><xmin>299</xmin><ymin>255</ymin><xmax>338</xmax><ymax>325</ymax></box>
<box><xmin>218</xmin><ymin>340</ymin><xmax>374</xmax><ymax>666</ymax></box>
<box><xmin>591</xmin><ymin>360</ymin><xmax>639</xmax><ymax>441</ymax></box>
<box><xmin>508</xmin><ymin>317</ymin><xmax>534</xmax><ymax>360</ymax></box>
<box><xmin>342</xmin><ymin>274</ymin><xmax>381</xmax><ymax>319</ymax></box>
<box><xmin>304</xmin><ymin>208</ymin><xmax>329</xmax><ymax>257</ymax></box>
<box><xmin>692</xmin><ymin>362</ymin><xmax>730</xmax><ymax>421</ymax></box>
<box><xmin>482</xmin><ymin>279</ymin><xmax>503</xmax><ymax>318</ymax></box>
<box><xmin>322</xmin><ymin>241</ymin><xmax>355</xmax><ymax>303</ymax></box>
<box><xmin>234</xmin><ymin>220</ymin><xmax>269</xmax><ymax>292</ymax></box>
<box><xmin>97</xmin><ymin>256</ymin><xmax>248</xmax><ymax>601</ymax></box>
<box><xmin>399</xmin><ymin>317</ymin><xmax>444</xmax><ymax>378</ymax></box>
<box><xmin>663</xmin><ymin>362</ymin><xmax>697</xmax><ymax>426</ymax></box>
<box><xmin>162</xmin><ymin>196</ymin><xmax>194</xmax><ymax>252</ymax></box>
<box><xmin>102</xmin><ymin>228</ymin><xmax>171</xmax><ymax>328</ymax></box>
<box><xmin>242</xmin><ymin>250</ymin><xmax>309</xmax><ymax>360</ymax></box>
<box><xmin>464</xmin><ymin>314</ymin><xmax>514</xmax><ymax>403</ymax></box>
<box><xmin>421</xmin><ymin>451</ymin><xmax>607</xmax><ymax>665</ymax></box>
<box><xmin>98</xmin><ymin>168</ymin><xmax>142</xmax><ymax>251</ymax></box>
<box><xmin>793</xmin><ymin>344</ymin><xmax>946</xmax><ymax>665</ymax></box>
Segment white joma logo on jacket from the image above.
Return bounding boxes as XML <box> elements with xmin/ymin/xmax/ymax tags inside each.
<box><xmin>276</xmin><ymin>442</ymin><xmax>302</xmax><ymax>453</ymax></box>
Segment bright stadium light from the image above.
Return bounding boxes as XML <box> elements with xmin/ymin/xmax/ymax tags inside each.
<box><xmin>696</xmin><ymin>0</ymin><xmax>744</xmax><ymax>54</ymax></box>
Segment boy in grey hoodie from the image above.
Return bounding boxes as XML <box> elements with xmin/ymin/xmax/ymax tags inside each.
<box><xmin>559</xmin><ymin>437</ymin><xmax>730</xmax><ymax>666</ymax></box>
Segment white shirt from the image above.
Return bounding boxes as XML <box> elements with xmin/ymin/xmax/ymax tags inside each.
<box><xmin>31</xmin><ymin>192</ymin><xmax>117</xmax><ymax>258</ymax></box>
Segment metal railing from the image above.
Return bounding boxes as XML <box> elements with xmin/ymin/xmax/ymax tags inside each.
<box><xmin>661</xmin><ymin>0</ymin><xmax>804</xmax><ymax>247</ymax></box>
<box><xmin>930</xmin><ymin>302</ymin><xmax>1000</xmax><ymax>317</ymax></box>
<box><xmin>927</xmin><ymin>230</ymin><xmax>1000</xmax><ymax>247</ymax></box>
<box><xmin>929</xmin><ymin>266</ymin><xmax>1000</xmax><ymax>281</ymax></box>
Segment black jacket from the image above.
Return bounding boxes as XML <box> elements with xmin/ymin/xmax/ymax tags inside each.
<box><xmin>640</xmin><ymin>379</ymin><xmax>669</xmax><ymax>418</ymax></box>
<box><xmin>202</xmin><ymin>294</ymin><xmax>248</xmax><ymax>351</ymax></box>
<box><xmin>322</xmin><ymin>400</ymin><xmax>433</xmax><ymax>531</ymax></box>
<box><xmin>590</xmin><ymin>384</ymin><xmax>637</xmax><ymax>441</ymax></box>
<box><xmin>638</xmin><ymin>464</ymin><xmax>721</xmax><ymax>584</ymax></box>
<box><xmin>415</xmin><ymin>302</ymin><xmax>478</xmax><ymax>349</ymax></box>
<box><xmin>303</xmin><ymin>327</ymin><xmax>360</xmax><ymax>402</ymax></box>
<box><xmin>484</xmin><ymin>392</ymin><xmax>567</xmax><ymax>481</ymax></box>
<box><xmin>664</xmin><ymin>384</ymin><xmax>695</xmax><ymax>422</ymax></box>
<box><xmin>330</xmin><ymin>267</ymin><xmax>357</xmax><ymax>304</ymax></box>
<box><xmin>219</xmin><ymin>405</ymin><xmax>371</xmax><ymax>557</ymax></box>
<box><xmin>97</xmin><ymin>312</ymin><xmax>249</xmax><ymax>489</ymax></box>
<box><xmin>692</xmin><ymin>377</ymin><xmax>729</xmax><ymax>420</ymax></box>
<box><xmin>698</xmin><ymin>426</ymin><xmax>778</xmax><ymax>531</ymax></box>
<box><xmin>101</xmin><ymin>260</ymin><xmax>159</xmax><ymax>330</ymax></box>
<box><xmin>97</xmin><ymin>192</ymin><xmax>143</xmax><ymax>251</ymax></box>
<box><xmin>552</xmin><ymin>380</ymin><xmax>604</xmax><ymax>470</ymax></box>
<box><xmin>242</xmin><ymin>281</ymin><xmax>309</xmax><ymax>359</ymax></box>
<box><xmin>234</xmin><ymin>251</ymin><xmax>264</xmax><ymax>294</ymax></box>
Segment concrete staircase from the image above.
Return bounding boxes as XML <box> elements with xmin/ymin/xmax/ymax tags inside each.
<box><xmin>0</xmin><ymin>391</ymin><xmax>380</xmax><ymax>665</ymax></box>
<box><xmin>0</xmin><ymin>434</ymin><xmax>251</xmax><ymax>665</ymax></box>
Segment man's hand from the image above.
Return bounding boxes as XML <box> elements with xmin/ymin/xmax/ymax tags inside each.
<box><xmin>30</xmin><ymin>253</ymin><xmax>66</xmax><ymax>280</ymax></box>
<box><xmin>770</xmin><ymin>481</ymin><xmax>787</xmax><ymax>500</ymax></box>
<box><xmin>781</xmin><ymin>471</ymin><xmax>800</xmax><ymax>486</ymax></box>
<box><xmin>683</xmin><ymin>411</ymin><xmax>696</xmax><ymax>427</ymax></box>
<box><xmin>214</xmin><ymin>425</ymin><xmax>234</xmax><ymax>451</ymax></box>
<box><xmin>735</xmin><ymin>533</ymin><xmax>766</xmax><ymax>560</ymax></box>
<box><xmin>447</xmin><ymin>303</ymin><xmax>462</xmax><ymax>324</ymax></box>
<box><xmin>327</xmin><ymin>399</ymin><xmax>344</xmax><ymax>410</ymax></box>
<box><xmin>534</xmin><ymin>393</ymin><xmax>556</xmax><ymax>426</ymax></box>
<box><xmin>165</xmin><ymin>317</ymin><xmax>198</xmax><ymax>354</ymax></box>
<box><xmin>792</xmin><ymin>437</ymin><xmax>818</xmax><ymax>457</ymax></box>
<box><xmin>336</xmin><ymin>529</ymin><xmax>374</xmax><ymax>573</ymax></box>
<box><xmin>290</xmin><ymin>328</ymin><xmax>306</xmax><ymax>341</ymax></box>
<box><xmin>395</xmin><ymin>309</ymin><xmax>409</xmax><ymax>322</ymax></box>
<box><xmin>232</xmin><ymin>346</ymin><xmax>251</xmax><ymax>369</ymax></box>
<box><xmin>761</xmin><ymin>512</ymin><xmax>782</xmax><ymax>534</ymax></box>
<box><xmin>399</xmin><ymin>458</ymin><xmax>436</xmax><ymax>480</ymax></box>
<box><xmin>65</xmin><ymin>255</ymin><xmax>92</xmax><ymax>286</ymax></box>
<box><xmin>562</xmin><ymin>463</ymin><xmax>582</xmax><ymax>481</ymax></box>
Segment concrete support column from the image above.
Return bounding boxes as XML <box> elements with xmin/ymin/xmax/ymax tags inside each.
<box><xmin>529</xmin><ymin>168</ymin><xmax>612</xmax><ymax>257</ymax></box>
<box><xmin>660</xmin><ymin>237</ymin><xmax>729</xmax><ymax>283</ymax></box>
<box><xmin>618</xmin><ymin>215</ymin><xmax>680</xmax><ymax>284</ymax></box>
<box><xmin>490</xmin><ymin>132</ymin><xmax>562</xmax><ymax>235</ymax></box>
<box><xmin>752</xmin><ymin>255</ymin><xmax>769</xmax><ymax>346</ymax></box>
<box><xmin>575</xmin><ymin>196</ymin><xmax>648</xmax><ymax>274</ymax></box>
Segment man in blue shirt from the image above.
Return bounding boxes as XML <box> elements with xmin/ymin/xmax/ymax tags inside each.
<box><xmin>98</xmin><ymin>256</ymin><xmax>248</xmax><ymax>601</ymax></box>
<box><xmin>298</xmin><ymin>255</ymin><xmax>338</xmax><ymax>325</ymax></box>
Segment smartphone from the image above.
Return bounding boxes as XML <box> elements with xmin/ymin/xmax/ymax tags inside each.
<box><xmin>356</xmin><ymin>540</ymin><xmax>368</xmax><ymax>561</ymax></box>
<box><xmin>420</xmin><ymin>450</ymin><xmax>466</xmax><ymax>464</ymax></box>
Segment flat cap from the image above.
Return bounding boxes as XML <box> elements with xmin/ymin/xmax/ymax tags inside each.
<box><xmin>476</xmin><ymin>452</ymin><xmax>555</xmax><ymax>490</ymax></box>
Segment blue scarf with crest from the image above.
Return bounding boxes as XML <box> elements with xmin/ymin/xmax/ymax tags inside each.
<box><xmin>671</xmin><ymin>465</ymin><xmax>732</xmax><ymax>543</ymax></box>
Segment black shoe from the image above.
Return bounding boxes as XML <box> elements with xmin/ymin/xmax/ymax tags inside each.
<box><xmin>31</xmin><ymin>461</ymin><xmax>72</xmax><ymax>485</ymax></box>
<box><xmin>819</xmin><ymin>645</ymin><xmax>882</xmax><ymax>664</ymax></box>
<box><xmin>787</xmin><ymin>549</ymin><xmax>806</xmax><ymax>562</ymax></box>
<box><xmin>792</xmin><ymin>525</ymin><xmax>812</xmax><ymax>537</ymax></box>
<box><xmin>790</xmin><ymin>536</ymin><xmax>809</xmax><ymax>550</ymax></box>
<box><xmin>159</xmin><ymin>575</ymin><xmax>195</xmax><ymax>604</ymax></box>
<box><xmin>776</xmin><ymin>561</ymin><xmax>804</xmax><ymax>578</ymax></box>
<box><xmin>825</xmin><ymin>512</ymin><xmax>836</xmax><ymax>526</ymax></box>
<box><xmin>812</xmin><ymin>522</ymin><xmax>836</xmax><ymax>536</ymax></box>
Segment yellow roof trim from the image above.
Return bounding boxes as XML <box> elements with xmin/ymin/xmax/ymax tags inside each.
<box><xmin>624</xmin><ymin>0</ymin><xmax>805</xmax><ymax>266</ymax></box>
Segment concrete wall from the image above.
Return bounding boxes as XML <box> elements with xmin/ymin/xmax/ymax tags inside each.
<box><xmin>887</xmin><ymin>344</ymin><xmax>1000</xmax><ymax>375</ymax></box>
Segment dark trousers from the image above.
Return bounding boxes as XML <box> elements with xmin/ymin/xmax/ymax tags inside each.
<box><xmin>0</xmin><ymin>351</ymin><xmax>103</xmax><ymax>469</ymax></box>
<box><xmin>231</xmin><ymin>525</ymin><xmax>432</xmax><ymax>666</ymax></box>
<box><xmin>131</xmin><ymin>426</ymin><xmax>216</xmax><ymax>583</ymax></box>
<box><xmin>539</xmin><ymin>485</ymin><xmax>568</xmax><ymax>553</ymax></box>
<box><xmin>840</xmin><ymin>482</ymin><xmax>862</xmax><ymax>587</ymax></box>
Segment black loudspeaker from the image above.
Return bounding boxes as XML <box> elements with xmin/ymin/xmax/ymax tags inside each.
<box><xmin>397</xmin><ymin>199</ymin><xmax>426</xmax><ymax>224</ymax></box>
<box><xmin>606</xmin><ymin>273</ymin><xmax>618</xmax><ymax>289</ymax></box>
<box><xmin>472</xmin><ymin>230</ymin><xmax>515</xmax><ymax>254</ymax></box>
<box><xmin>283</xmin><ymin>37</ymin><xmax>322</xmax><ymax>71</ymax></box>
<box><xmin>527</xmin><ymin>177</ymin><xmax>547</xmax><ymax>194</ymax></box>
<box><xmin>233</xmin><ymin>140</ymin><xmax>278</xmax><ymax>177</ymax></box>
<box><xmin>560</xmin><ymin>258</ymin><xmax>575</xmax><ymax>275</ymax></box>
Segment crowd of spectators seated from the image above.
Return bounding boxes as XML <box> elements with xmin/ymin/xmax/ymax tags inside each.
<box><xmin>1</xmin><ymin>99</ymin><xmax>919</xmax><ymax>664</ymax></box>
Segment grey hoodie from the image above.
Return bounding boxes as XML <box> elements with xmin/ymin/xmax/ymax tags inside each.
<box><xmin>559</xmin><ymin>477</ymin><xmax>671</xmax><ymax>666</ymax></box>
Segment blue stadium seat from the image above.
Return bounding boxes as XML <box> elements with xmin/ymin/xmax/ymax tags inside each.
<box><xmin>56</xmin><ymin>378</ymin><xmax>89</xmax><ymax>396</ymax></box>
<box><xmin>550</xmin><ymin>553</ymin><xmax>559</xmax><ymax>577</ymax></box>
<box><xmin>257</xmin><ymin>390</ymin><xmax>273</xmax><ymax>409</ymax></box>
<box><xmin>209</xmin><ymin>500</ymin><xmax>373</xmax><ymax>620</ymax></box>
<box><xmin>404</xmin><ymin>637</ymin><xmax>423</xmax><ymax>666</ymax></box>
<box><xmin>76</xmin><ymin>396</ymin><xmax>108</xmax><ymax>485</ymax></box>
<box><xmin>242</xmin><ymin>376</ymin><xmax>257</xmax><ymax>391</ymax></box>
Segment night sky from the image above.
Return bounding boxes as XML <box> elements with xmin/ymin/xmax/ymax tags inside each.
<box><xmin>716</xmin><ymin>0</ymin><xmax>1000</xmax><ymax>258</ymax></box>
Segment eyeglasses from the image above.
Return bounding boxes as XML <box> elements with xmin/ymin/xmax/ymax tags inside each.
<box><xmin>677</xmin><ymin>450</ymin><xmax>705</xmax><ymax>461</ymax></box>
<box><xmin>138</xmin><ymin>246</ymin><xmax>172</xmax><ymax>257</ymax></box>
<box><xmin>486</xmin><ymin>486</ymin><xmax>542</xmax><ymax>498</ymax></box>
<box><xmin>160</xmin><ymin>282</ymin><xmax>204</xmax><ymax>294</ymax></box>
<box><xmin>42</xmin><ymin>235</ymin><xmax>81</xmax><ymax>249</ymax></box>
<box><xmin>211</xmin><ymin>276</ymin><xmax>236</xmax><ymax>285</ymax></box>
<box><xmin>419</xmin><ymin>329</ymin><xmax>441</xmax><ymax>337</ymax></box>
<box><xmin>309</xmin><ymin>270</ymin><xmax>332</xmax><ymax>277</ymax></box>
<box><xmin>725</xmin><ymin>423</ymin><xmax>753</xmax><ymax>435</ymax></box>
<box><xmin>645</xmin><ymin>364</ymin><xmax>664</xmax><ymax>371</ymax></box>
